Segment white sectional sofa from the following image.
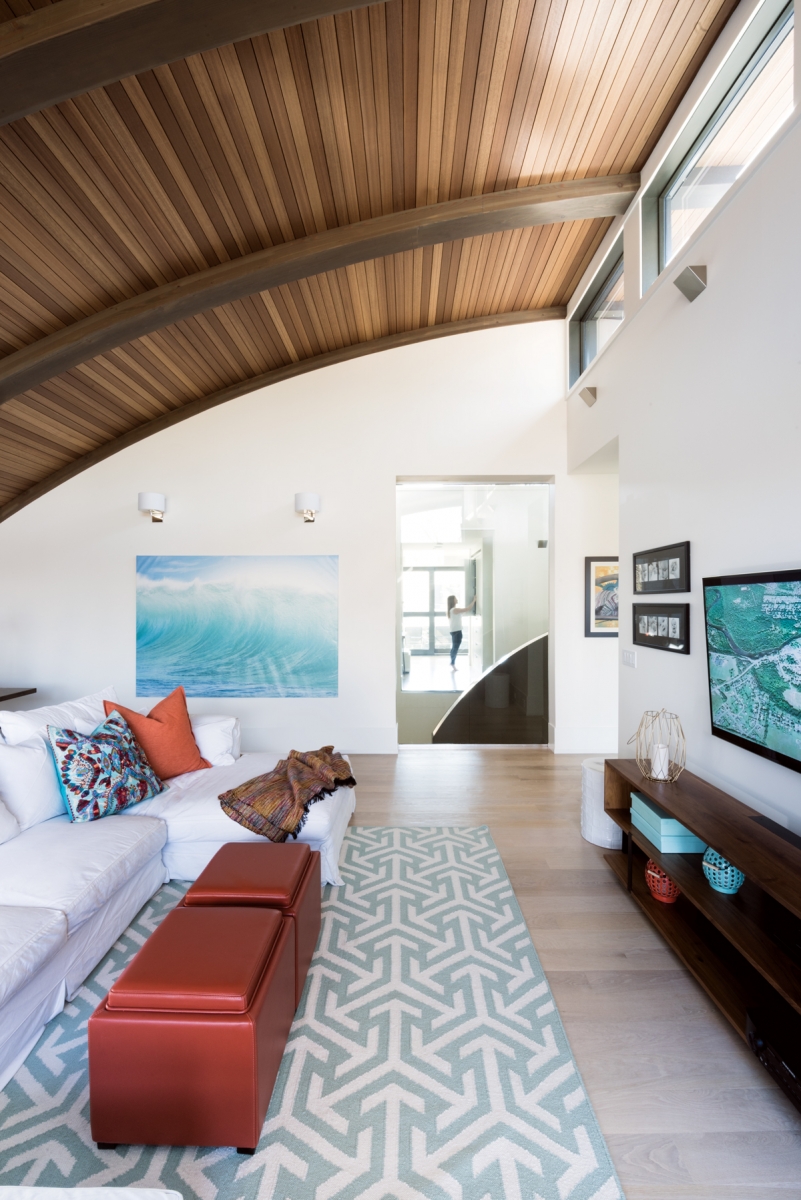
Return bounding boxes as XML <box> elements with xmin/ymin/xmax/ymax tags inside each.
<box><xmin>0</xmin><ymin>814</ymin><xmax>168</xmax><ymax>1090</ymax></box>
<box><xmin>0</xmin><ymin>690</ymin><xmax>356</xmax><ymax>1091</ymax></box>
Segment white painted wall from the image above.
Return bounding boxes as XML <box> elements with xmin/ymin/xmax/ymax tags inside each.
<box><xmin>567</xmin><ymin>106</ymin><xmax>801</xmax><ymax>828</ymax></box>
<box><xmin>551</xmin><ymin>473</ymin><xmax>619</xmax><ymax>753</ymax></box>
<box><xmin>490</xmin><ymin>485</ymin><xmax>550</xmax><ymax>660</ymax></box>
<box><xmin>0</xmin><ymin>320</ymin><xmax>618</xmax><ymax>756</ymax></box>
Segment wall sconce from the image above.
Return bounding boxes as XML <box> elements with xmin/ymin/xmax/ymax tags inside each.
<box><xmin>579</xmin><ymin>386</ymin><xmax>597</xmax><ymax>407</ymax></box>
<box><xmin>295</xmin><ymin>492</ymin><xmax>321</xmax><ymax>523</ymax></box>
<box><xmin>674</xmin><ymin>265</ymin><xmax>707</xmax><ymax>302</ymax></box>
<box><xmin>138</xmin><ymin>491</ymin><xmax>166</xmax><ymax>523</ymax></box>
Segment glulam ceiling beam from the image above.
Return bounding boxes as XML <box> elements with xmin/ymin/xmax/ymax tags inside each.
<box><xmin>0</xmin><ymin>173</ymin><xmax>637</xmax><ymax>406</ymax></box>
<box><xmin>0</xmin><ymin>307</ymin><xmax>565</xmax><ymax>525</ymax></box>
<box><xmin>0</xmin><ymin>0</ymin><xmax>375</xmax><ymax>125</ymax></box>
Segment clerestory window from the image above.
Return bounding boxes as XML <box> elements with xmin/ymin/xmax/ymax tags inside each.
<box><xmin>579</xmin><ymin>255</ymin><xmax>624</xmax><ymax>375</ymax></box>
<box><xmin>660</xmin><ymin>3</ymin><xmax>794</xmax><ymax>268</ymax></box>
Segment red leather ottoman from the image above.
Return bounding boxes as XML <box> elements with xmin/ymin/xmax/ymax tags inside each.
<box><xmin>88</xmin><ymin>906</ymin><xmax>295</xmax><ymax>1153</ymax></box>
<box><xmin>183</xmin><ymin>843</ymin><xmax>321</xmax><ymax>1007</ymax></box>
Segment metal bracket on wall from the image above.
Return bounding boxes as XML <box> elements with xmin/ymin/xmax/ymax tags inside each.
<box><xmin>674</xmin><ymin>265</ymin><xmax>707</xmax><ymax>302</ymax></box>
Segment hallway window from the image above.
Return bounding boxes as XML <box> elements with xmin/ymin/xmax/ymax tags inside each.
<box><xmin>661</xmin><ymin>3</ymin><xmax>794</xmax><ymax>267</ymax></box>
<box><xmin>402</xmin><ymin>567</ymin><xmax>466</xmax><ymax>656</ymax></box>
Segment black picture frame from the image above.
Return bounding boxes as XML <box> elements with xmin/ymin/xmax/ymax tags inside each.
<box><xmin>633</xmin><ymin>602</ymin><xmax>690</xmax><ymax>654</ymax></box>
<box><xmin>633</xmin><ymin>541</ymin><xmax>690</xmax><ymax>594</ymax></box>
<box><xmin>585</xmin><ymin>556</ymin><xmax>619</xmax><ymax>638</ymax></box>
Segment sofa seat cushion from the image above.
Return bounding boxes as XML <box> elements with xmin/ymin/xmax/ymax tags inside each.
<box><xmin>0</xmin><ymin>814</ymin><xmax>167</xmax><ymax>933</ymax></box>
<box><xmin>0</xmin><ymin>905</ymin><xmax>67</xmax><ymax>1006</ymax></box>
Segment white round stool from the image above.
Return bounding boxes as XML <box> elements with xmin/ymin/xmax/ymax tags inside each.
<box><xmin>580</xmin><ymin>758</ymin><xmax>622</xmax><ymax>849</ymax></box>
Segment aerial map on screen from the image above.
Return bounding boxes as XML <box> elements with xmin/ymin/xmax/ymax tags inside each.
<box><xmin>705</xmin><ymin>576</ymin><xmax>801</xmax><ymax>768</ymax></box>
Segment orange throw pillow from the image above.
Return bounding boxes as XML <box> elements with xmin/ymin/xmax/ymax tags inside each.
<box><xmin>104</xmin><ymin>687</ymin><xmax>210</xmax><ymax>780</ymax></box>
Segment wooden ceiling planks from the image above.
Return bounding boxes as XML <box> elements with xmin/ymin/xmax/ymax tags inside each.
<box><xmin>0</xmin><ymin>215</ymin><xmax>605</xmax><ymax>506</ymax></box>
<box><xmin>0</xmin><ymin>0</ymin><xmax>740</xmax><ymax>514</ymax></box>
<box><xmin>0</xmin><ymin>0</ymin><xmax>736</xmax><ymax>350</ymax></box>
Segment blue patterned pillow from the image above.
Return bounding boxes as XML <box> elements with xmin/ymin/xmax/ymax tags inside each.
<box><xmin>47</xmin><ymin>712</ymin><xmax>164</xmax><ymax>822</ymax></box>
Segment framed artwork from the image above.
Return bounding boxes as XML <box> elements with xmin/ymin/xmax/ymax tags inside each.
<box><xmin>633</xmin><ymin>602</ymin><xmax>690</xmax><ymax>654</ymax></box>
<box><xmin>634</xmin><ymin>541</ymin><xmax>690</xmax><ymax>594</ymax></box>
<box><xmin>585</xmin><ymin>557</ymin><xmax>619</xmax><ymax>637</ymax></box>
<box><xmin>136</xmin><ymin>555</ymin><xmax>338</xmax><ymax>697</ymax></box>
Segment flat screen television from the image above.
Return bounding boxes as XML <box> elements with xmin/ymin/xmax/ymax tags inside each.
<box><xmin>703</xmin><ymin>568</ymin><xmax>801</xmax><ymax>774</ymax></box>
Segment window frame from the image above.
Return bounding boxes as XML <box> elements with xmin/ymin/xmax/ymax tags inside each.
<box><xmin>402</xmin><ymin>566</ymin><xmax>467</xmax><ymax>656</ymax></box>
<box><xmin>569</xmin><ymin>236</ymin><xmax>625</xmax><ymax>386</ymax></box>
<box><xmin>658</xmin><ymin>2</ymin><xmax>794</xmax><ymax>271</ymax></box>
<box><xmin>579</xmin><ymin>253</ymin><xmax>625</xmax><ymax>375</ymax></box>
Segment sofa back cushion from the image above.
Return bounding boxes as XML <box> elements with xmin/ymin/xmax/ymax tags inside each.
<box><xmin>49</xmin><ymin>712</ymin><xmax>164</xmax><ymax>822</ymax></box>
<box><xmin>0</xmin><ymin>686</ymin><xmax>118</xmax><ymax>745</ymax></box>
<box><xmin>0</xmin><ymin>796</ymin><xmax>20</xmax><ymax>844</ymax></box>
<box><xmin>190</xmin><ymin>714</ymin><xmax>240</xmax><ymax>767</ymax></box>
<box><xmin>0</xmin><ymin>736</ymin><xmax>66</xmax><ymax>830</ymax></box>
<box><xmin>105</xmin><ymin>687</ymin><xmax>210</xmax><ymax>780</ymax></box>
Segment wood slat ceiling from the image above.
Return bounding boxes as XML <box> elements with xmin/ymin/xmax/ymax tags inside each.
<box><xmin>0</xmin><ymin>0</ymin><xmax>739</xmax><ymax>517</ymax></box>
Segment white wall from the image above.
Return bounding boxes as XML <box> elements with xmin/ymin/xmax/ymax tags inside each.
<box><xmin>567</xmin><ymin>106</ymin><xmax>801</xmax><ymax>828</ymax></box>
<box><xmin>491</xmin><ymin>485</ymin><xmax>550</xmax><ymax>659</ymax></box>
<box><xmin>551</xmin><ymin>473</ymin><xmax>619</xmax><ymax>753</ymax></box>
<box><xmin>0</xmin><ymin>320</ymin><xmax>618</xmax><ymax>756</ymax></box>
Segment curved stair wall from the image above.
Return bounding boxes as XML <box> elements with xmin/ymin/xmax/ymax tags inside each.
<box><xmin>432</xmin><ymin>635</ymin><xmax>548</xmax><ymax>745</ymax></box>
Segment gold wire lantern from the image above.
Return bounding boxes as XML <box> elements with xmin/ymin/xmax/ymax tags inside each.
<box><xmin>628</xmin><ymin>709</ymin><xmax>686</xmax><ymax>782</ymax></box>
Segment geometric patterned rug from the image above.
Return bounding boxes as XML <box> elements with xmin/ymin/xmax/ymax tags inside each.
<box><xmin>0</xmin><ymin>826</ymin><xmax>623</xmax><ymax>1200</ymax></box>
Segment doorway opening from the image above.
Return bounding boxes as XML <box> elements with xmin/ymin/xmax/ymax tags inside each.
<box><xmin>396</xmin><ymin>481</ymin><xmax>549</xmax><ymax>744</ymax></box>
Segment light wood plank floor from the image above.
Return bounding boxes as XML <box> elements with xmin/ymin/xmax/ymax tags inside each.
<box><xmin>349</xmin><ymin>748</ymin><xmax>801</xmax><ymax>1200</ymax></box>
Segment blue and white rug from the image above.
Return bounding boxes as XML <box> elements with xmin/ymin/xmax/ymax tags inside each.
<box><xmin>0</xmin><ymin>827</ymin><xmax>622</xmax><ymax>1200</ymax></box>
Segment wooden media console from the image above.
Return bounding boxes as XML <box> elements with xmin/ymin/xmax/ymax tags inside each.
<box><xmin>603</xmin><ymin>759</ymin><xmax>801</xmax><ymax>1105</ymax></box>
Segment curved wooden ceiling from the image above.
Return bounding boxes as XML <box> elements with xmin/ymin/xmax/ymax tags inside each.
<box><xmin>0</xmin><ymin>0</ymin><xmax>739</xmax><ymax>520</ymax></box>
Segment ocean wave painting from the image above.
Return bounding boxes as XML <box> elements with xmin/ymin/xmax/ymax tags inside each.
<box><xmin>136</xmin><ymin>555</ymin><xmax>338</xmax><ymax>697</ymax></box>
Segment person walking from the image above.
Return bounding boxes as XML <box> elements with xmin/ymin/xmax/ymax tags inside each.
<box><xmin>447</xmin><ymin>594</ymin><xmax>476</xmax><ymax>668</ymax></box>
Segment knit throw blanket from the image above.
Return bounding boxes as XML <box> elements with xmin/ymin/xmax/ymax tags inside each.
<box><xmin>219</xmin><ymin>746</ymin><xmax>356</xmax><ymax>842</ymax></box>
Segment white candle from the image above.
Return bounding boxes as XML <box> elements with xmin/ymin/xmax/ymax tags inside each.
<box><xmin>652</xmin><ymin>743</ymin><xmax>670</xmax><ymax>780</ymax></box>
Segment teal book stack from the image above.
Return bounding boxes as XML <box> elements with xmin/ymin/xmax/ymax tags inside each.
<box><xmin>630</xmin><ymin>791</ymin><xmax>707</xmax><ymax>853</ymax></box>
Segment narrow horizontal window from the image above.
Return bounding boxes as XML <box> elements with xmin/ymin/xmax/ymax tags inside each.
<box><xmin>661</xmin><ymin>4</ymin><xmax>794</xmax><ymax>267</ymax></box>
<box><xmin>580</xmin><ymin>255</ymin><xmax>624</xmax><ymax>374</ymax></box>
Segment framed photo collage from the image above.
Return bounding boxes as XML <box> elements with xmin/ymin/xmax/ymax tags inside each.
<box><xmin>632</xmin><ymin>541</ymin><xmax>690</xmax><ymax>654</ymax></box>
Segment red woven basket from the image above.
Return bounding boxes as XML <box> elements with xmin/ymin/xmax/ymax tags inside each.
<box><xmin>645</xmin><ymin>859</ymin><xmax>680</xmax><ymax>904</ymax></box>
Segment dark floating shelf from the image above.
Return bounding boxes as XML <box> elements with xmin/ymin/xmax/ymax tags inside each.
<box><xmin>0</xmin><ymin>687</ymin><xmax>36</xmax><ymax>703</ymax></box>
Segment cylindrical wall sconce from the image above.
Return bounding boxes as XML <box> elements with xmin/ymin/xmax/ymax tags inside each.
<box><xmin>295</xmin><ymin>492</ymin><xmax>321</xmax><ymax>523</ymax></box>
<box><xmin>138</xmin><ymin>492</ymin><xmax>166</xmax><ymax>522</ymax></box>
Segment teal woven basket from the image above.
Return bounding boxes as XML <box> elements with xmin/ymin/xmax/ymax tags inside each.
<box><xmin>702</xmin><ymin>847</ymin><xmax>745</xmax><ymax>894</ymax></box>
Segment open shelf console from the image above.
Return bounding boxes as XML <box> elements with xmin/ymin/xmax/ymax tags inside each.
<box><xmin>603</xmin><ymin>759</ymin><xmax>801</xmax><ymax>1110</ymax></box>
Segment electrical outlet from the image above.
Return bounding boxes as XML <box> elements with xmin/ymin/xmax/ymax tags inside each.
<box><xmin>622</xmin><ymin>649</ymin><xmax>637</xmax><ymax>668</ymax></box>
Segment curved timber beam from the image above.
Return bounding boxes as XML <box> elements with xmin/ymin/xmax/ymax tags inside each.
<box><xmin>0</xmin><ymin>174</ymin><xmax>637</xmax><ymax>405</ymax></box>
<box><xmin>0</xmin><ymin>0</ymin><xmax>375</xmax><ymax>126</ymax></box>
<box><xmin>0</xmin><ymin>306</ymin><xmax>564</xmax><ymax>525</ymax></box>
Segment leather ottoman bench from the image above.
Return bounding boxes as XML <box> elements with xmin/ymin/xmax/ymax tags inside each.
<box><xmin>88</xmin><ymin>906</ymin><xmax>295</xmax><ymax>1153</ymax></box>
<box><xmin>183</xmin><ymin>843</ymin><xmax>321</xmax><ymax>1007</ymax></box>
